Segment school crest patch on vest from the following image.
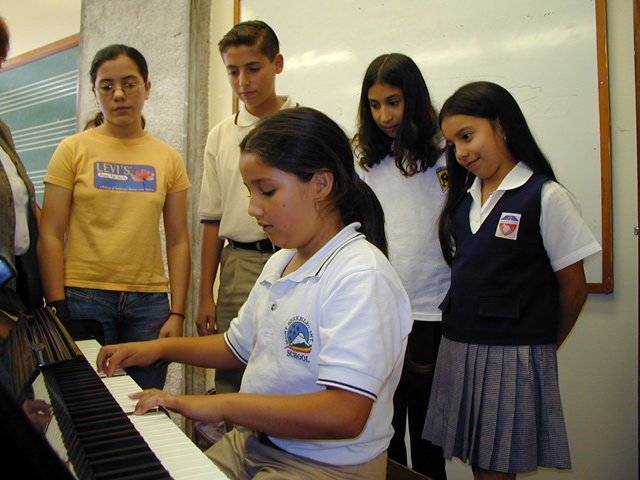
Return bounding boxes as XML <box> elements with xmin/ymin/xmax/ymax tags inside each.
<box><xmin>496</xmin><ymin>212</ymin><xmax>521</xmax><ymax>240</ymax></box>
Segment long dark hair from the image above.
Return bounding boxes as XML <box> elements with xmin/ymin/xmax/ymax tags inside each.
<box><xmin>354</xmin><ymin>53</ymin><xmax>441</xmax><ymax>176</ymax></box>
<box><xmin>438</xmin><ymin>81</ymin><xmax>557</xmax><ymax>265</ymax></box>
<box><xmin>240</xmin><ymin>107</ymin><xmax>388</xmax><ymax>255</ymax></box>
<box><xmin>85</xmin><ymin>44</ymin><xmax>148</xmax><ymax>129</ymax></box>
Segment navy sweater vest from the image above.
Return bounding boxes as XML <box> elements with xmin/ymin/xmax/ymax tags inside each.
<box><xmin>440</xmin><ymin>174</ymin><xmax>559</xmax><ymax>345</ymax></box>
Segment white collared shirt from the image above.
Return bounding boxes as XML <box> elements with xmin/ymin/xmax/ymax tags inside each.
<box><xmin>198</xmin><ymin>96</ymin><xmax>297</xmax><ymax>242</ymax></box>
<box><xmin>0</xmin><ymin>146</ymin><xmax>30</xmax><ymax>255</ymax></box>
<box><xmin>357</xmin><ymin>152</ymin><xmax>450</xmax><ymax>321</ymax></box>
<box><xmin>467</xmin><ymin>162</ymin><xmax>601</xmax><ymax>271</ymax></box>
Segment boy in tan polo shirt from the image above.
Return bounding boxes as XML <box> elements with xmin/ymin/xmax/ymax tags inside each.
<box><xmin>197</xmin><ymin>20</ymin><xmax>297</xmax><ymax>396</ymax></box>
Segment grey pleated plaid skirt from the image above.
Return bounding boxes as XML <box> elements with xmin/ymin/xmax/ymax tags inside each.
<box><xmin>422</xmin><ymin>337</ymin><xmax>572</xmax><ymax>474</ymax></box>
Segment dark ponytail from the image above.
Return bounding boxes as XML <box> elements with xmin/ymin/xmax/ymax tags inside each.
<box><xmin>240</xmin><ymin>107</ymin><xmax>388</xmax><ymax>255</ymax></box>
<box><xmin>343</xmin><ymin>178</ymin><xmax>387</xmax><ymax>255</ymax></box>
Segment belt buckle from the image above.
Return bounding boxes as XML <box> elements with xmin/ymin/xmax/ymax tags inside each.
<box><xmin>256</xmin><ymin>240</ymin><xmax>268</xmax><ymax>253</ymax></box>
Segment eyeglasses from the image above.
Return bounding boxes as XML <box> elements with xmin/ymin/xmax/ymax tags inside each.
<box><xmin>96</xmin><ymin>82</ymin><xmax>145</xmax><ymax>96</ymax></box>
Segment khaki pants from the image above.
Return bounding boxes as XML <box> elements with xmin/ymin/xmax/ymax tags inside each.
<box><xmin>205</xmin><ymin>429</ymin><xmax>388</xmax><ymax>480</ymax></box>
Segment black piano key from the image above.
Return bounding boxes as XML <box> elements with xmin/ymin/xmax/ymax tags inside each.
<box><xmin>96</xmin><ymin>462</ymin><xmax>172</xmax><ymax>480</ymax></box>
<box><xmin>40</xmin><ymin>355</ymin><xmax>173</xmax><ymax>480</ymax></box>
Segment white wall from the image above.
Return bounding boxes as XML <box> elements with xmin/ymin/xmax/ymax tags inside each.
<box><xmin>556</xmin><ymin>2</ymin><xmax>639</xmax><ymax>479</ymax></box>
<box><xmin>0</xmin><ymin>1</ymin><xmax>81</xmax><ymax>58</ymax></box>
<box><xmin>523</xmin><ymin>2</ymin><xmax>638</xmax><ymax>478</ymax></box>
<box><xmin>4</xmin><ymin>1</ymin><xmax>638</xmax><ymax>479</ymax></box>
<box><xmin>209</xmin><ymin>0</ymin><xmax>235</xmax><ymax>128</ymax></box>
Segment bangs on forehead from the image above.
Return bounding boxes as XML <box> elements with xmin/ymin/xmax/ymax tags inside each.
<box><xmin>95</xmin><ymin>56</ymin><xmax>145</xmax><ymax>81</ymax></box>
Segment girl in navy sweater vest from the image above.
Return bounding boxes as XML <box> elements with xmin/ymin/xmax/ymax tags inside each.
<box><xmin>422</xmin><ymin>81</ymin><xmax>600</xmax><ymax>480</ymax></box>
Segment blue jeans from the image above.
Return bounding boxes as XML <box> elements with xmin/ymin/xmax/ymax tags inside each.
<box><xmin>65</xmin><ymin>287</ymin><xmax>170</xmax><ymax>390</ymax></box>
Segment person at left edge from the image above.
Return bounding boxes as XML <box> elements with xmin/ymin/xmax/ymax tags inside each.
<box><xmin>0</xmin><ymin>16</ymin><xmax>43</xmax><ymax>318</ymax></box>
<box><xmin>38</xmin><ymin>44</ymin><xmax>191</xmax><ymax>390</ymax></box>
<box><xmin>0</xmin><ymin>16</ymin><xmax>46</xmax><ymax>410</ymax></box>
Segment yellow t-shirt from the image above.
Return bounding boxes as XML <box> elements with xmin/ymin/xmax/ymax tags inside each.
<box><xmin>44</xmin><ymin>129</ymin><xmax>190</xmax><ymax>292</ymax></box>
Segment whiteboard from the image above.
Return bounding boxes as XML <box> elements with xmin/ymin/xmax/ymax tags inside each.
<box><xmin>0</xmin><ymin>41</ymin><xmax>79</xmax><ymax>206</ymax></box>
<box><xmin>239</xmin><ymin>0</ymin><xmax>610</xmax><ymax>290</ymax></box>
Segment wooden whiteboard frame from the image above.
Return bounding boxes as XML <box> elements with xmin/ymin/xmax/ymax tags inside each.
<box><xmin>2</xmin><ymin>34</ymin><xmax>79</xmax><ymax>72</ymax></box>
<box><xmin>236</xmin><ymin>0</ymin><xmax>612</xmax><ymax>293</ymax></box>
<box><xmin>0</xmin><ymin>35</ymin><xmax>80</xmax><ymax>205</ymax></box>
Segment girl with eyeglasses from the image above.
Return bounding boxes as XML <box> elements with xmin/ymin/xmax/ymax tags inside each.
<box><xmin>38</xmin><ymin>44</ymin><xmax>191</xmax><ymax>391</ymax></box>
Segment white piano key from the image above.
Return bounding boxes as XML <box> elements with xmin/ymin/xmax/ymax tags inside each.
<box><xmin>100</xmin><ymin>376</ymin><xmax>145</xmax><ymax>409</ymax></box>
<box><xmin>75</xmin><ymin>339</ymin><xmax>228</xmax><ymax>480</ymax></box>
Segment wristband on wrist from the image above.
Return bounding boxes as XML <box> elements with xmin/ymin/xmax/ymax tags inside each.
<box><xmin>169</xmin><ymin>312</ymin><xmax>185</xmax><ymax>320</ymax></box>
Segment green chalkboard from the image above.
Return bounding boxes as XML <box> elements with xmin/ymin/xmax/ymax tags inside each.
<box><xmin>0</xmin><ymin>45</ymin><xmax>79</xmax><ymax>205</ymax></box>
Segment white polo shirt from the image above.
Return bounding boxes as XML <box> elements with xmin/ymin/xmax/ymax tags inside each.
<box><xmin>225</xmin><ymin>223</ymin><xmax>413</xmax><ymax>465</ymax></box>
<box><xmin>357</xmin><ymin>152</ymin><xmax>450</xmax><ymax>321</ymax></box>
<box><xmin>198</xmin><ymin>96</ymin><xmax>297</xmax><ymax>242</ymax></box>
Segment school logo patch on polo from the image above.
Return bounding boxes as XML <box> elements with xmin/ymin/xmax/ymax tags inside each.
<box><xmin>436</xmin><ymin>167</ymin><xmax>448</xmax><ymax>192</ymax></box>
<box><xmin>284</xmin><ymin>316</ymin><xmax>314</xmax><ymax>363</ymax></box>
<box><xmin>495</xmin><ymin>212</ymin><xmax>521</xmax><ymax>240</ymax></box>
